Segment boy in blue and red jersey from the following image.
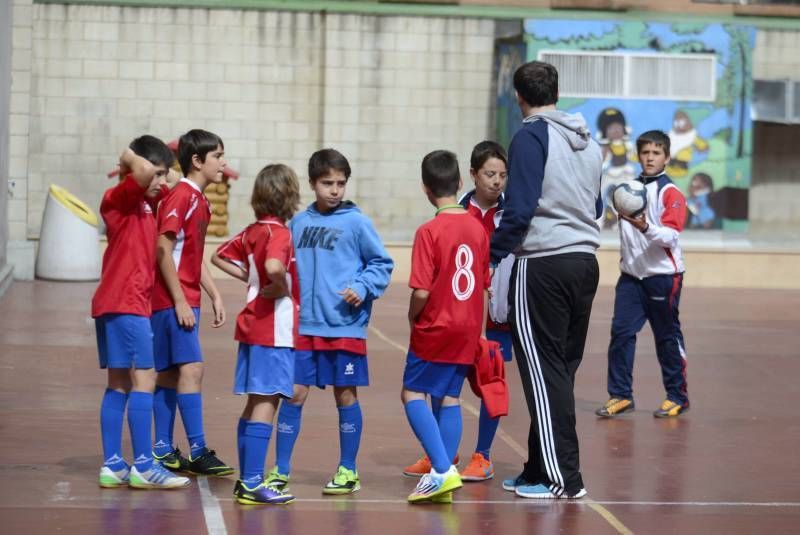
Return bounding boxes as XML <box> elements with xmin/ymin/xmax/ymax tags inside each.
<box><xmin>150</xmin><ymin>129</ymin><xmax>232</xmax><ymax>476</ymax></box>
<box><xmin>402</xmin><ymin>150</ymin><xmax>490</xmax><ymax>503</ymax></box>
<box><xmin>213</xmin><ymin>163</ymin><xmax>302</xmax><ymax>506</ymax></box>
<box><xmin>403</xmin><ymin>140</ymin><xmax>512</xmax><ymax>482</ymax></box>
<box><xmin>92</xmin><ymin>136</ymin><xmax>190</xmax><ymax>490</ymax></box>
<box><xmin>265</xmin><ymin>148</ymin><xmax>394</xmax><ymax>495</ymax></box>
<box><xmin>596</xmin><ymin>130</ymin><xmax>689</xmax><ymax>419</ymax></box>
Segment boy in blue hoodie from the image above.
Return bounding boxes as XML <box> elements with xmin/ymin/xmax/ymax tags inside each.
<box><xmin>266</xmin><ymin>148</ymin><xmax>394</xmax><ymax>495</ymax></box>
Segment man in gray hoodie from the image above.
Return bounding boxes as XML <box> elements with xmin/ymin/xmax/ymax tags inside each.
<box><xmin>491</xmin><ymin>60</ymin><xmax>603</xmax><ymax>500</ymax></box>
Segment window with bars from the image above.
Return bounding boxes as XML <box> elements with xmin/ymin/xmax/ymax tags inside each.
<box><xmin>538</xmin><ymin>50</ymin><xmax>717</xmax><ymax>102</ymax></box>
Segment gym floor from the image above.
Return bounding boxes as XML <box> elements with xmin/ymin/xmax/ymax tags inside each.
<box><xmin>1</xmin><ymin>279</ymin><xmax>798</xmax><ymax>534</ymax></box>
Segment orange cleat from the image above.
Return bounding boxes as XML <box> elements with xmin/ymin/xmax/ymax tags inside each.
<box><xmin>460</xmin><ymin>452</ymin><xmax>494</xmax><ymax>482</ymax></box>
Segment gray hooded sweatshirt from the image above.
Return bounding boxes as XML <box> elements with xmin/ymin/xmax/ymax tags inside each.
<box><xmin>490</xmin><ymin>110</ymin><xmax>603</xmax><ymax>263</ymax></box>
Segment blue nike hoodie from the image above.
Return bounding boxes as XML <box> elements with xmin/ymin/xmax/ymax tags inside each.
<box><xmin>289</xmin><ymin>200</ymin><xmax>394</xmax><ymax>339</ymax></box>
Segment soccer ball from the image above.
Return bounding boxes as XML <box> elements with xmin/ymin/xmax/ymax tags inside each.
<box><xmin>612</xmin><ymin>180</ymin><xmax>648</xmax><ymax>217</ymax></box>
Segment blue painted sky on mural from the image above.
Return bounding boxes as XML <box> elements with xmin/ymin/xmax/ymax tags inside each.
<box><xmin>523</xmin><ymin>20</ymin><xmax>618</xmax><ymax>41</ymax></box>
<box><xmin>524</xmin><ymin>19</ymin><xmax>746</xmax><ymax>68</ymax></box>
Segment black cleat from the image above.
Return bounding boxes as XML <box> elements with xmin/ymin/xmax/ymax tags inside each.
<box><xmin>188</xmin><ymin>448</ymin><xmax>234</xmax><ymax>477</ymax></box>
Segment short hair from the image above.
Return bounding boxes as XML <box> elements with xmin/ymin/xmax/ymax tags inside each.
<box><xmin>250</xmin><ymin>164</ymin><xmax>301</xmax><ymax>222</ymax></box>
<box><xmin>129</xmin><ymin>135</ymin><xmax>174</xmax><ymax>169</ymax></box>
<box><xmin>421</xmin><ymin>150</ymin><xmax>460</xmax><ymax>198</ymax></box>
<box><xmin>636</xmin><ymin>130</ymin><xmax>671</xmax><ymax>157</ymax></box>
<box><xmin>308</xmin><ymin>148</ymin><xmax>351</xmax><ymax>182</ymax></box>
<box><xmin>470</xmin><ymin>140</ymin><xmax>507</xmax><ymax>172</ymax></box>
<box><xmin>177</xmin><ymin>129</ymin><xmax>224</xmax><ymax>177</ymax></box>
<box><xmin>513</xmin><ymin>61</ymin><xmax>559</xmax><ymax>108</ymax></box>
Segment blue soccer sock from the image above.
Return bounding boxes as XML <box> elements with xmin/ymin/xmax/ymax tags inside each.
<box><xmin>404</xmin><ymin>399</ymin><xmax>450</xmax><ymax>473</ymax></box>
<box><xmin>437</xmin><ymin>404</ymin><xmax>462</xmax><ymax>464</ymax></box>
<box><xmin>177</xmin><ymin>392</ymin><xmax>206</xmax><ymax>458</ymax></box>
<box><xmin>100</xmin><ymin>389</ymin><xmax>128</xmax><ymax>471</ymax></box>
<box><xmin>237</xmin><ymin>418</ymin><xmax>247</xmax><ymax>474</ymax></box>
<box><xmin>153</xmin><ymin>386</ymin><xmax>177</xmax><ymax>456</ymax></box>
<box><xmin>338</xmin><ymin>402</ymin><xmax>362</xmax><ymax>472</ymax></box>
<box><xmin>242</xmin><ymin>422</ymin><xmax>272</xmax><ymax>486</ymax></box>
<box><xmin>127</xmin><ymin>391</ymin><xmax>154</xmax><ymax>472</ymax></box>
<box><xmin>275</xmin><ymin>402</ymin><xmax>303</xmax><ymax>475</ymax></box>
<box><xmin>476</xmin><ymin>400</ymin><xmax>500</xmax><ymax>459</ymax></box>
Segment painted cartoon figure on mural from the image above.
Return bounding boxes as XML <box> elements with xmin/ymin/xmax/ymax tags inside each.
<box><xmin>667</xmin><ymin>110</ymin><xmax>709</xmax><ymax>178</ymax></box>
<box><xmin>597</xmin><ymin>108</ymin><xmax>637</xmax><ymax>229</ymax></box>
<box><xmin>687</xmin><ymin>172</ymin><xmax>717</xmax><ymax>228</ymax></box>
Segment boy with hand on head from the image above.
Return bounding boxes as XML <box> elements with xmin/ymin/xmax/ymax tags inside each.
<box><xmin>402</xmin><ymin>150</ymin><xmax>491</xmax><ymax>504</ymax></box>
<box><xmin>596</xmin><ymin>130</ymin><xmax>689</xmax><ymax>419</ymax></box>
<box><xmin>212</xmin><ymin>164</ymin><xmax>301</xmax><ymax>506</ymax></box>
<box><xmin>265</xmin><ymin>148</ymin><xmax>394</xmax><ymax>495</ymax></box>
<box><xmin>403</xmin><ymin>141</ymin><xmax>511</xmax><ymax>482</ymax></box>
<box><xmin>93</xmin><ymin>135</ymin><xmax>190</xmax><ymax>490</ymax></box>
<box><xmin>150</xmin><ymin>129</ymin><xmax>233</xmax><ymax>476</ymax></box>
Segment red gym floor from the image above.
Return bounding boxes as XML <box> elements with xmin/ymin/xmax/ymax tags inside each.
<box><xmin>0</xmin><ymin>280</ymin><xmax>798</xmax><ymax>534</ymax></box>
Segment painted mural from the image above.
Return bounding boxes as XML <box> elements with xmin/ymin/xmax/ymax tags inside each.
<box><xmin>498</xmin><ymin>20</ymin><xmax>755</xmax><ymax>231</ymax></box>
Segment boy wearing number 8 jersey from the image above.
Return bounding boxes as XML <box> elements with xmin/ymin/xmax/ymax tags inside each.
<box><xmin>402</xmin><ymin>150</ymin><xmax>491</xmax><ymax>504</ymax></box>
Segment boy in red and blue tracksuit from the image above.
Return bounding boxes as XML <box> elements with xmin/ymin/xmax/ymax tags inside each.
<box><xmin>597</xmin><ymin>130</ymin><xmax>689</xmax><ymax>419</ymax></box>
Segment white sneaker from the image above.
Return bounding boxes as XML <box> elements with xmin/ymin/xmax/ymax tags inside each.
<box><xmin>129</xmin><ymin>463</ymin><xmax>191</xmax><ymax>489</ymax></box>
<box><xmin>99</xmin><ymin>465</ymin><xmax>130</xmax><ymax>488</ymax></box>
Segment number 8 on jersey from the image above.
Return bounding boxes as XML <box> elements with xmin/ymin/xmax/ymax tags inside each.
<box><xmin>451</xmin><ymin>244</ymin><xmax>475</xmax><ymax>301</ymax></box>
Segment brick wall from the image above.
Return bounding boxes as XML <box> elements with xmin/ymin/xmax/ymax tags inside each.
<box><xmin>14</xmin><ymin>4</ymin><xmax>494</xmax><ymax>249</ymax></box>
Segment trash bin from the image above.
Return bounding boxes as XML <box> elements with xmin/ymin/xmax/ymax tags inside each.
<box><xmin>35</xmin><ymin>184</ymin><xmax>101</xmax><ymax>281</ymax></box>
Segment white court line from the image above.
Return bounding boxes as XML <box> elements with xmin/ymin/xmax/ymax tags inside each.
<box><xmin>210</xmin><ymin>496</ymin><xmax>800</xmax><ymax>507</ymax></box>
<box><xmin>198</xmin><ymin>476</ymin><xmax>227</xmax><ymax>535</ymax></box>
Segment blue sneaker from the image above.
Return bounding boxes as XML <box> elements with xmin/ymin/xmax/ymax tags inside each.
<box><xmin>502</xmin><ymin>474</ymin><xmax>533</xmax><ymax>492</ymax></box>
<box><xmin>236</xmin><ymin>481</ymin><xmax>295</xmax><ymax>505</ymax></box>
<box><xmin>515</xmin><ymin>483</ymin><xmax>587</xmax><ymax>499</ymax></box>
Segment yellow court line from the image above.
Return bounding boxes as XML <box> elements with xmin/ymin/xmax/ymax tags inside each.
<box><xmin>369</xmin><ymin>325</ymin><xmax>634</xmax><ymax>535</ymax></box>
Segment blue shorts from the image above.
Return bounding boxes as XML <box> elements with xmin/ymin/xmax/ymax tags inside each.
<box><xmin>151</xmin><ymin>307</ymin><xmax>203</xmax><ymax>372</ymax></box>
<box><xmin>95</xmin><ymin>314</ymin><xmax>154</xmax><ymax>369</ymax></box>
<box><xmin>487</xmin><ymin>329</ymin><xmax>514</xmax><ymax>362</ymax></box>
<box><xmin>402</xmin><ymin>350</ymin><xmax>469</xmax><ymax>399</ymax></box>
<box><xmin>294</xmin><ymin>350</ymin><xmax>369</xmax><ymax>388</ymax></box>
<box><xmin>234</xmin><ymin>343</ymin><xmax>294</xmax><ymax>397</ymax></box>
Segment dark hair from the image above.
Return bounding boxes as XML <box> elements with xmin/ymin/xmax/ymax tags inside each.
<box><xmin>636</xmin><ymin>130</ymin><xmax>671</xmax><ymax>157</ymax></box>
<box><xmin>129</xmin><ymin>135</ymin><xmax>174</xmax><ymax>169</ymax></box>
<box><xmin>597</xmin><ymin>108</ymin><xmax>627</xmax><ymax>138</ymax></box>
<box><xmin>470</xmin><ymin>140</ymin><xmax>507</xmax><ymax>172</ymax></box>
<box><xmin>308</xmin><ymin>148</ymin><xmax>351</xmax><ymax>182</ymax></box>
<box><xmin>251</xmin><ymin>164</ymin><xmax>301</xmax><ymax>222</ymax></box>
<box><xmin>691</xmin><ymin>172</ymin><xmax>714</xmax><ymax>190</ymax></box>
<box><xmin>513</xmin><ymin>61</ymin><xmax>558</xmax><ymax>108</ymax></box>
<box><xmin>421</xmin><ymin>150</ymin><xmax>460</xmax><ymax>198</ymax></box>
<box><xmin>177</xmin><ymin>129</ymin><xmax>224</xmax><ymax>177</ymax></box>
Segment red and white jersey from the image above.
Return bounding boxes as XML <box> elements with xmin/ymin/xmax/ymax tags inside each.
<box><xmin>216</xmin><ymin>217</ymin><xmax>299</xmax><ymax>348</ymax></box>
<box><xmin>152</xmin><ymin>179</ymin><xmax>211</xmax><ymax>311</ymax></box>
<box><xmin>409</xmin><ymin>212</ymin><xmax>490</xmax><ymax>365</ymax></box>
<box><xmin>92</xmin><ymin>176</ymin><xmax>161</xmax><ymax>318</ymax></box>
<box><xmin>465</xmin><ymin>196</ymin><xmax>502</xmax><ymax>239</ymax></box>
<box><xmin>464</xmin><ymin>195</ymin><xmax>510</xmax><ymax>331</ymax></box>
<box><xmin>619</xmin><ymin>174</ymin><xmax>686</xmax><ymax>279</ymax></box>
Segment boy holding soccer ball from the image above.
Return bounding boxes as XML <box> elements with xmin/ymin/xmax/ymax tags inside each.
<box><xmin>596</xmin><ymin>130</ymin><xmax>690</xmax><ymax>419</ymax></box>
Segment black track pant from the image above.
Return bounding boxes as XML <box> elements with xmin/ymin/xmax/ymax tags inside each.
<box><xmin>509</xmin><ymin>253</ymin><xmax>599</xmax><ymax>496</ymax></box>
